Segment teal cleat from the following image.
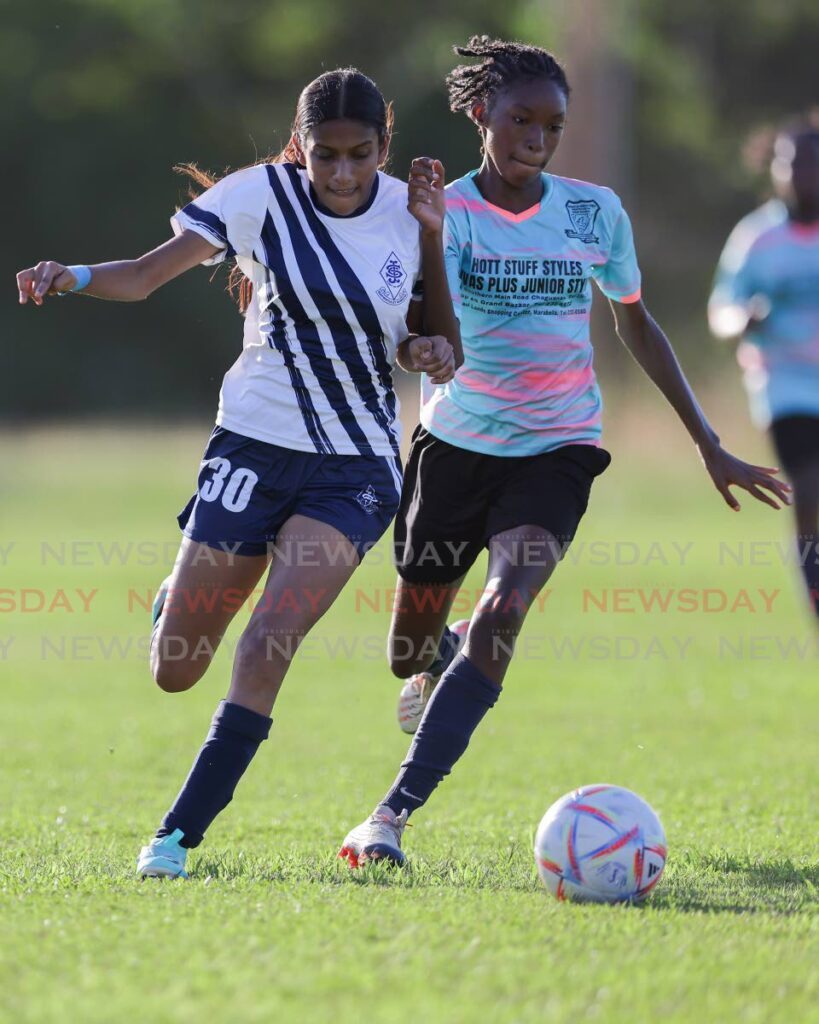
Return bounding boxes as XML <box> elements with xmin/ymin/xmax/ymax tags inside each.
<box><xmin>150</xmin><ymin>576</ymin><xmax>172</xmax><ymax>656</ymax></box>
<box><xmin>137</xmin><ymin>828</ymin><xmax>189</xmax><ymax>879</ymax></box>
<box><xmin>152</xmin><ymin>576</ymin><xmax>172</xmax><ymax>629</ymax></box>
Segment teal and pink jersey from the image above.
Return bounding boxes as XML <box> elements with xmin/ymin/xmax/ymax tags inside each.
<box><xmin>709</xmin><ymin>200</ymin><xmax>819</xmax><ymax>428</ymax></box>
<box><xmin>420</xmin><ymin>170</ymin><xmax>642</xmax><ymax>456</ymax></box>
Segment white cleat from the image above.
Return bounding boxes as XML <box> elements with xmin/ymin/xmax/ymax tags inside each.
<box><xmin>338</xmin><ymin>804</ymin><xmax>409</xmax><ymax>868</ymax></box>
<box><xmin>397</xmin><ymin>672</ymin><xmax>437</xmax><ymax>734</ymax></box>
<box><xmin>397</xmin><ymin>619</ymin><xmax>469</xmax><ymax>734</ymax></box>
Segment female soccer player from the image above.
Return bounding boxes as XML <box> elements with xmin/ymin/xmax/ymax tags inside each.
<box><xmin>16</xmin><ymin>68</ymin><xmax>460</xmax><ymax>879</ymax></box>
<box><xmin>709</xmin><ymin>116</ymin><xmax>819</xmax><ymax>618</ymax></box>
<box><xmin>339</xmin><ymin>38</ymin><xmax>791</xmax><ymax>868</ymax></box>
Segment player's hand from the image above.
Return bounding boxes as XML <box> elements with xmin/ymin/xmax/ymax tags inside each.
<box><xmin>699</xmin><ymin>443</ymin><xmax>792</xmax><ymax>511</ymax></box>
<box><xmin>17</xmin><ymin>262</ymin><xmax>77</xmax><ymax>305</ymax></box>
<box><xmin>408</xmin><ymin>157</ymin><xmax>446</xmax><ymax>234</ymax></box>
<box><xmin>407</xmin><ymin>334</ymin><xmax>456</xmax><ymax>384</ymax></box>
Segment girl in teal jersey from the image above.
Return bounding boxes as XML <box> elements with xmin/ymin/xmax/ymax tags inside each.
<box><xmin>710</xmin><ymin>116</ymin><xmax>819</xmax><ymax>619</ymax></box>
<box><xmin>339</xmin><ymin>37</ymin><xmax>791</xmax><ymax>869</ymax></box>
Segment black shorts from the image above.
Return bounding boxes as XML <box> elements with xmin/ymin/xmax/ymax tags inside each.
<box><xmin>769</xmin><ymin>416</ymin><xmax>819</xmax><ymax>477</ymax></box>
<box><xmin>394</xmin><ymin>427</ymin><xmax>611</xmax><ymax>585</ymax></box>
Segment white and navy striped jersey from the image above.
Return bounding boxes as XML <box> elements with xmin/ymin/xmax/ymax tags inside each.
<box><xmin>171</xmin><ymin>163</ymin><xmax>422</xmax><ymax>456</ymax></box>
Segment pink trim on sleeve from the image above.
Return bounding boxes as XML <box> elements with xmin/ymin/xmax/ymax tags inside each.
<box><xmin>615</xmin><ymin>289</ymin><xmax>642</xmax><ymax>304</ymax></box>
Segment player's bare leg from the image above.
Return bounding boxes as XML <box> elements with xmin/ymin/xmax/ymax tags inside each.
<box><xmin>341</xmin><ymin>526</ymin><xmax>563</xmax><ymax>868</ymax></box>
<box><xmin>150</xmin><ymin>537</ymin><xmax>270</xmax><ymax>693</ymax></box>
<box><xmin>387</xmin><ymin>577</ymin><xmax>465</xmax><ymax>678</ymax></box>
<box><xmin>464</xmin><ymin>524</ymin><xmax>562</xmax><ymax>685</ymax></box>
<box><xmin>226</xmin><ymin>515</ymin><xmax>361</xmax><ymax>715</ymax></box>
<box><xmin>388</xmin><ymin>577</ymin><xmax>468</xmax><ymax>733</ymax></box>
<box><xmin>140</xmin><ymin>516</ymin><xmax>361</xmax><ymax>877</ymax></box>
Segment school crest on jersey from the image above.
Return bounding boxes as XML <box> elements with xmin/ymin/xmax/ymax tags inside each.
<box><xmin>377</xmin><ymin>251</ymin><xmax>409</xmax><ymax>306</ymax></box>
<box><xmin>564</xmin><ymin>200</ymin><xmax>600</xmax><ymax>244</ymax></box>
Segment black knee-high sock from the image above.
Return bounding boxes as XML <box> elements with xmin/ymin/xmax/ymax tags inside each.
<box><xmin>383</xmin><ymin>653</ymin><xmax>500</xmax><ymax>817</ymax></box>
<box><xmin>156</xmin><ymin>700</ymin><xmax>272</xmax><ymax>848</ymax></box>
<box><xmin>798</xmin><ymin>534</ymin><xmax>819</xmax><ymax>617</ymax></box>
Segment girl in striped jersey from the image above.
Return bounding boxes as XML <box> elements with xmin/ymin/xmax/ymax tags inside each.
<box><xmin>339</xmin><ymin>38</ymin><xmax>791</xmax><ymax>868</ymax></box>
<box><xmin>16</xmin><ymin>69</ymin><xmax>461</xmax><ymax>879</ymax></box>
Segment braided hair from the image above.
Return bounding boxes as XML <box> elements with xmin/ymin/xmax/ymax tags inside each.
<box><xmin>446</xmin><ymin>36</ymin><xmax>570</xmax><ymax>114</ymax></box>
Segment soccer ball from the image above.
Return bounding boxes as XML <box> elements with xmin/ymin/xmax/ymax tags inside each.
<box><xmin>534</xmin><ymin>784</ymin><xmax>667</xmax><ymax>903</ymax></box>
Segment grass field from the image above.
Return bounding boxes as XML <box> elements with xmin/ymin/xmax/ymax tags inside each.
<box><xmin>1</xmin><ymin>422</ymin><xmax>817</xmax><ymax>1023</ymax></box>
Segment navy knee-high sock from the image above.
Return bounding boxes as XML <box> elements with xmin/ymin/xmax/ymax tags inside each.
<box><xmin>383</xmin><ymin>653</ymin><xmax>500</xmax><ymax>817</ymax></box>
<box><xmin>156</xmin><ymin>700</ymin><xmax>272</xmax><ymax>848</ymax></box>
<box><xmin>425</xmin><ymin>624</ymin><xmax>460</xmax><ymax>677</ymax></box>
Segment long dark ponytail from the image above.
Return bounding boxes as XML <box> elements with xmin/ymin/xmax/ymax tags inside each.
<box><xmin>177</xmin><ymin>68</ymin><xmax>392</xmax><ymax>311</ymax></box>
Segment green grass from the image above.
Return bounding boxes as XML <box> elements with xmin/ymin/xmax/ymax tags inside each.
<box><xmin>1</xmin><ymin>423</ymin><xmax>817</xmax><ymax>1023</ymax></box>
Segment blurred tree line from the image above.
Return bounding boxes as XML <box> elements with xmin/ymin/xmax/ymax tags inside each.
<box><xmin>3</xmin><ymin>0</ymin><xmax>818</xmax><ymax>419</ymax></box>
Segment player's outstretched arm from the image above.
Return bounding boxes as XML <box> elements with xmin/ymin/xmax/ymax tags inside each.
<box><xmin>611</xmin><ymin>297</ymin><xmax>792</xmax><ymax>511</ymax></box>
<box><xmin>16</xmin><ymin>230</ymin><xmax>220</xmax><ymax>305</ymax></box>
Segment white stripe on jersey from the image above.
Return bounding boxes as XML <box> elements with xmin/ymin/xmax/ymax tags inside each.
<box><xmin>266</xmin><ymin>174</ymin><xmax>391</xmax><ymax>456</ymax></box>
<box><xmin>255</xmin><ymin>271</ymin><xmax>345</xmax><ymax>454</ymax></box>
<box><xmin>259</xmin><ymin>202</ymin><xmax>355</xmax><ymax>454</ymax></box>
<box><xmin>277</xmin><ymin>169</ymin><xmax>397</xmax><ymax>454</ymax></box>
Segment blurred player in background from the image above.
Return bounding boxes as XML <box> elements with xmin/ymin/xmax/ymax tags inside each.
<box><xmin>16</xmin><ymin>69</ymin><xmax>460</xmax><ymax>879</ymax></box>
<box><xmin>339</xmin><ymin>37</ymin><xmax>792</xmax><ymax>869</ymax></box>
<box><xmin>709</xmin><ymin>115</ymin><xmax>819</xmax><ymax>618</ymax></box>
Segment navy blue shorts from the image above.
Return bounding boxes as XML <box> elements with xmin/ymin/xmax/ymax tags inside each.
<box><xmin>178</xmin><ymin>427</ymin><xmax>402</xmax><ymax>558</ymax></box>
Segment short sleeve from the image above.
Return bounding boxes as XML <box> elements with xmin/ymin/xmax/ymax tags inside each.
<box><xmin>443</xmin><ymin>212</ymin><xmax>463</xmax><ymax>318</ymax></box>
<box><xmin>590</xmin><ymin>207</ymin><xmax>642</xmax><ymax>303</ymax></box>
<box><xmin>171</xmin><ymin>166</ymin><xmax>266</xmax><ymax>267</ymax></box>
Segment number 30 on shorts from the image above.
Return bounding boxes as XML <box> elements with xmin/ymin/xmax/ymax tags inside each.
<box><xmin>199</xmin><ymin>457</ymin><xmax>259</xmax><ymax>513</ymax></box>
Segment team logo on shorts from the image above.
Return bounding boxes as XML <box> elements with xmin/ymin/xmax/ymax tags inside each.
<box><xmin>377</xmin><ymin>251</ymin><xmax>409</xmax><ymax>306</ymax></box>
<box><xmin>564</xmin><ymin>200</ymin><xmax>600</xmax><ymax>244</ymax></box>
<box><xmin>355</xmin><ymin>484</ymin><xmax>380</xmax><ymax>515</ymax></box>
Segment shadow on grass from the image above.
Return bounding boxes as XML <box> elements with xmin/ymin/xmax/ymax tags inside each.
<box><xmin>184</xmin><ymin>848</ymin><xmax>818</xmax><ymax>916</ymax></box>
<box><xmin>647</xmin><ymin>851</ymin><xmax>818</xmax><ymax>916</ymax></box>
